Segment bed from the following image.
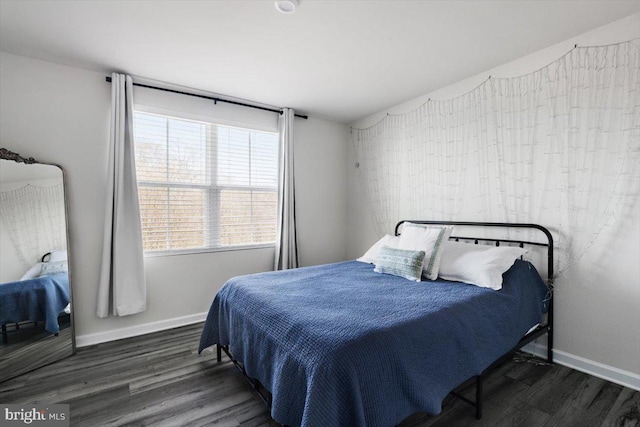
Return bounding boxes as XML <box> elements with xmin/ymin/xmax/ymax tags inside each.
<box><xmin>0</xmin><ymin>272</ymin><xmax>71</xmax><ymax>341</ymax></box>
<box><xmin>199</xmin><ymin>221</ymin><xmax>554</xmax><ymax>426</ymax></box>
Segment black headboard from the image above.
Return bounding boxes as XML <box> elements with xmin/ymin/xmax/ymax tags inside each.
<box><xmin>394</xmin><ymin>220</ymin><xmax>554</xmax><ymax>284</ymax></box>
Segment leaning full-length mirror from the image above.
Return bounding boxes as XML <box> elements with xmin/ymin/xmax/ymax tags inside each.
<box><xmin>0</xmin><ymin>149</ymin><xmax>75</xmax><ymax>383</ymax></box>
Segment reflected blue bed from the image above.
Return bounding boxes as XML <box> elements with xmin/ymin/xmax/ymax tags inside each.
<box><xmin>199</xmin><ymin>259</ymin><xmax>548</xmax><ymax>427</ymax></box>
<box><xmin>0</xmin><ymin>273</ymin><xmax>70</xmax><ymax>334</ymax></box>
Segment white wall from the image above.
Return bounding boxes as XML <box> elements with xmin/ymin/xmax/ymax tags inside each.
<box><xmin>348</xmin><ymin>14</ymin><xmax>640</xmax><ymax>381</ymax></box>
<box><xmin>0</xmin><ymin>51</ymin><xmax>349</xmax><ymax>342</ymax></box>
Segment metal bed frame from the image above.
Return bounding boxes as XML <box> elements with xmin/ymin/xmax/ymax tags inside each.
<box><xmin>216</xmin><ymin>220</ymin><xmax>555</xmax><ymax>422</ymax></box>
<box><xmin>394</xmin><ymin>221</ymin><xmax>554</xmax><ymax>419</ymax></box>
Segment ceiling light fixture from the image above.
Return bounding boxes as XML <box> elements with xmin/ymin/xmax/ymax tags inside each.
<box><xmin>275</xmin><ymin>0</ymin><xmax>298</xmax><ymax>14</ymax></box>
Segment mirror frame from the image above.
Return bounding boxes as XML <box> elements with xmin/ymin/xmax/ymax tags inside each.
<box><xmin>0</xmin><ymin>147</ymin><xmax>76</xmax><ymax>381</ymax></box>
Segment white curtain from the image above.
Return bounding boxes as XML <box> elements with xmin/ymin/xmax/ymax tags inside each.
<box><xmin>0</xmin><ymin>184</ymin><xmax>66</xmax><ymax>268</ymax></box>
<box><xmin>352</xmin><ymin>40</ymin><xmax>640</xmax><ymax>275</ymax></box>
<box><xmin>97</xmin><ymin>73</ymin><xmax>146</xmax><ymax>318</ymax></box>
<box><xmin>274</xmin><ymin>108</ymin><xmax>299</xmax><ymax>270</ymax></box>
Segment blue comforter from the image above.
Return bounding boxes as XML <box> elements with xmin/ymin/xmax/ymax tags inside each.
<box><xmin>0</xmin><ymin>273</ymin><xmax>70</xmax><ymax>334</ymax></box>
<box><xmin>199</xmin><ymin>260</ymin><xmax>548</xmax><ymax>427</ymax></box>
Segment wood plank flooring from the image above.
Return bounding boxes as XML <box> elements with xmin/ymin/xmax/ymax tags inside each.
<box><xmin>0</xmin><ymin>325</ymin><xmax>73</xmax><ymax>383</ymax></box>
<box><xmin>0</xmin><ymin>323</ymin><xmax>637</xmax><ymax>427</ymax></box>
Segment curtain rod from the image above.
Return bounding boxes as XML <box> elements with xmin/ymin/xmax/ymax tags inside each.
<box><xmin>105</xmin><ymin>76</ymin><xmax>308</xmax><ymax>120</ymax></box>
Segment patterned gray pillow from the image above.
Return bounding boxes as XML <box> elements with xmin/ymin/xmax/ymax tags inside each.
<box><xmin>374</xmin><ymin>246</ymin><xmax>425</xmax><ymax>282</ymax></box>
<box><xmin>38</xmin><ymin>260</ymin><xmax>68</xmax><ymax>277</ymax></box>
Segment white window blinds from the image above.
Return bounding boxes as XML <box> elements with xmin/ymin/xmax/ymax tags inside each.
<box><xmin>133</xmin><ymin>112</ymin><xmax>278</xmax><ymax>253</ymax></box>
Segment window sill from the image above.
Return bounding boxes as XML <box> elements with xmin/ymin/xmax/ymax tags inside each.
<box><xmin>144</xmin><ymin>243</ymin><xmax>275</xmax><ymax>258</ymax></box>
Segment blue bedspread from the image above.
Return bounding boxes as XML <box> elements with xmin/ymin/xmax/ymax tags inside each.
<box><xmin>0</xmin><ymin>273</ymin><xmax>70</xmax><ymax>334</ymax></box>
<box><xmin>199</xmin><ymin>260</ymin><xmax>548</xmax><ymax>427</ymax></box>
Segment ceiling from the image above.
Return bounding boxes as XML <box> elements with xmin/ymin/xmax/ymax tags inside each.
<box><xmin>1</xmin><ymin>1</ymin><xmax>638</xmax><ymax>123</ymax></box>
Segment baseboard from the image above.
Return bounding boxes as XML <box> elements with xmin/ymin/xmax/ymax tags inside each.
<box><xmin>522</xmin><ymin>342</ymin><xmax>640</xmax><ymax>391</ymax></box>
<box><xmin>75</xmin><ymin>312</ymin><xmax>208</xmax><ymax>348</ymax></box>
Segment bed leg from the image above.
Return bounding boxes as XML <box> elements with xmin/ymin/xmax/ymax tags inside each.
<box><xmin>475</xmin><ymin>375</ymin><xmax>483</xmax><ymax>420</ymax></box>
<box><xmin>547</xmin><ymin>287</ymin><xmax>554</xmax><ymax>364</ymax></box>
<box><xmin>1</xmin><ymin>324</ymin><xmax>7</xmax><ymax>345</ymax></box>
<box><xmin>216</xmin><ymin>344</ymin><xmax>222</xmax><ymax>362</ymax></box>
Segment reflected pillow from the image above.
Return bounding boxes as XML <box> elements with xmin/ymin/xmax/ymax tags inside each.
<box><xmin>357</xmin><ymin>234</ymin><xmax>401</xmax><ymax>264</ymax></box>
<box><xmin>38</xmin><ymin>260</ymin><xmax>68</xmax><ymax>277</ymax></box>
<box><xmin>49</xmin><ymin>250</ymin><xmax>68</xmax><ymax>263</ymax></box>
<box><xmin>20</xmin><ymin>263</ymin><xmax>43</xmax><ymax>280</ymax></box>
<box><xmin>439</xmin><ymin>241</ymin><xmax>527</xmax><ymax>290</ymax></box>
<box><xmin>398</xmin><ymin>223</ymin><xmax>453</xmax><ymax>280</ymax></box>
<box><xmin>374</xmin><ymin>246</ymin><xmax>425</xmax><ymax>282</ymax></box>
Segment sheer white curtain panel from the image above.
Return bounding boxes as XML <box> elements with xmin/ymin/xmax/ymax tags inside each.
<box><xmin>0</xmin><ymin>184</ymin><xmax>66</xmax><ymax>268</ymax></box>
<box><xmin>352</xmin><ymin>41</ymin><xmax>640</xmax><ymax>275</ymax></box>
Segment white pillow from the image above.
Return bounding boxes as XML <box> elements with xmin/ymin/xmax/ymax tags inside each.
<box><xmin>20</xmin><ymin>263</ymin><xmax>43</xmax><ymax>280</ymax></box>
<box><xmin>357</xmin><ymin>234</ymin><xmax>401</xmax><ymax>264</ymax></box>
<box><xmin>49</xmin><ymin>250</ymin><xmax>68</xmax><ymax>263</ymax></box>
<box><xmin>397</xmin><ymin>223</ymin><xmax>453</xmax><ymax>280</ymax></box>
<box><xmin>439</xmin><ymin>241</ymin><xmax>527</xmax><ymax>290</ymax></box>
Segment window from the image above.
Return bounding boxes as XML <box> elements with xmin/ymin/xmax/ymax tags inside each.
<box><xmin>133</xmin><ymin>112</ymin><xmax>279</xmax><ymax>253</ymax></box>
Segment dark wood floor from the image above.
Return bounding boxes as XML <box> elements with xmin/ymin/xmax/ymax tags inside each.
<box><xmin>1</xmin><ymin>323</ymin><xmax>638</xmax><ymax>427</ymax></box>
<box><xmin>0</xmin><ymin>324</ymin><xmax>73</xmax><ymax>383</ymax></box>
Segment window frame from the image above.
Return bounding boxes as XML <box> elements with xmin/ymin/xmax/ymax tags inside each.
<box><xmin>133</xmin><ymin>107</ymin><xmax>280</xmax><ymax>257</ymax></box>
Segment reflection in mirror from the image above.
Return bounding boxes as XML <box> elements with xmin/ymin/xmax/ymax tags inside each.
<box><xmin>0</xmin><ymin>149</ymin><xmax>74</xmax><ymax>383</ymax></box>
